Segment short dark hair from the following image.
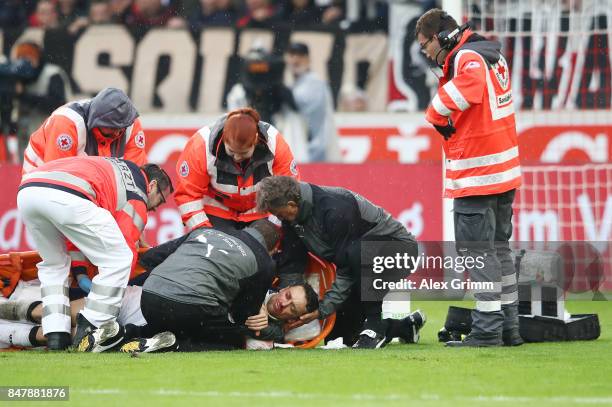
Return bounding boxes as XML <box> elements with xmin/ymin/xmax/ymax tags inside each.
<box><xmin>415</xmin><ymin>8</ymin><xmax>459</xmax><ymax>39</ymax></box>
<box><xmin>256</xmin><ymin>176</ymin><xmax>301</xmax><ymax>212</ymax></box>
<box><xmin>250</xmin><ymin>219</ymin><xmax>280</xmax><ymax>251</ymax></box>
<box><xmin>287</xmin><ymin>42</ymin><xmax>309</xmax><ymax>56</ymax></box>
<box><xmin>141</xmin><ymin>163</ymin><xmax>173</xmax><ymax>194</ymax></box>
<box><xmin>295</xmin><ymin>283</ymin><xmax>319</xmax><ymax>313</ymax></box>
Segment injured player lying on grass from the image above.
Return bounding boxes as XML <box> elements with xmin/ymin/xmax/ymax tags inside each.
<box><xmin>103</xmin><ymin>219</ymin><xmax>315</xmax><ymax>353</ymax></box>
<box><xmin>0</xmin><ymin>220</ymin><xmax>320</xmax><ymax>352</ymax></box>
<box><xmin>1</xmin><ymin>283</ymin><xmax>424</xmax><ymax>352</ymax></box>
<box><xmin>0</xmin><ymin>283</ymin><xmax>319</xmax><ymax>352</ymax></box>
<box><xmin>1</xmin><ymin>218</ymin><xmax>426</xmax><ymax>352</ymax></box>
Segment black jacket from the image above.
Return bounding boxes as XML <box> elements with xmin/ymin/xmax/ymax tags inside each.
<box><xmin>277</xmin><ymin>182</ymin><xmax>416</xmax><ymax>318</ymax></box>
<box><xmin>141</xmin><ymin>227</ymin><xmax>274</xmax><ymax>325</ymax></box>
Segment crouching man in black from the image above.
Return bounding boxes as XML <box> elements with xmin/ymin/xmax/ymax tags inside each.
<box><xmin>256</xmin><ymin>176</ymin><xmax>426</xmax><ymax>349</ymax></box>
<box><xmin>80</xmin><ymin>219</ymin><xmax>319</xmax><ymax>352</ymax></box>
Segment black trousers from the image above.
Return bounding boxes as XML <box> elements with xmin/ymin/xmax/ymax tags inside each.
<box><xmin>327</xmin><ymin>236</ymin><xmax>419</xmax><ymax>344</ymax></box>
<box><xmin>138</xmin><ymin>291</ymin><xmax>246</xmax><ymax>350</ymax></box>
<box><xmin>325</xmin><ymin>281</ymin><xmax>417</xmax><ymax>346</ymax></box>
<box><xmin>453</xmin><ymin>189</ymin><xmax>516</xmax><ymax>336</ymax></box>
<box><xmin>326</xmin><ymin>285</ymin><xmax>364</xmax><ymax>345</ymax></box>
<box><xmin>453</xmin><ymin>189</ymin><xmax>516</xmax><ymax>304</ymax></box>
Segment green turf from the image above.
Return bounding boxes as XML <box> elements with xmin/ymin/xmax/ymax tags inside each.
<box><xmin>2</xmin><ymin>301</ymin><xmax>611</xmax><ymax>407</ymax></box>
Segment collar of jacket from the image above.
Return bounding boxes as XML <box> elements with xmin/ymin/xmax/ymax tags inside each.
<box><xmin>443</xmin><ymin>30</ymin><xmax>502</xmax><ymax>79</ymax></box>
<box><xmin>294</xmin><ymin>182</ymin><xmax>313</xmax><ymax>225</ymax></box>
<box><xmin>442</xmin><ymin>28</ymin><xmax>475</xmax><ymax>77</ymax></box>
<box><xmin>208</xmin><ymin>115</ymin><xmax>274</xmax><ymax>176</ymax></box>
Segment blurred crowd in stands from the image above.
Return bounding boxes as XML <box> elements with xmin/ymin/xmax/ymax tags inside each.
<box><xmin>0</xmin><ymin>0</ymin><xmax>438</xmax><ymax>163</ymax></box>
<box><xmin>0</xmin><ymin>0</ymin><xmax>441</xmax><ymax>33</ymax></box>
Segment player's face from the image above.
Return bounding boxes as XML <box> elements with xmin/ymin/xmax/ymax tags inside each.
<box><xmin>268</xmin><ymin>202</ymin><xmax>298</xmax><ymax>222</ymax></box>
<box><xmin>267</xmin><ymin>286</ymin><xmax>308</xmax><ymax>321</ymax></box>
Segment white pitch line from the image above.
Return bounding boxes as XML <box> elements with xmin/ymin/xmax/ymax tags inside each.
<box><xmin>74</xmin><ymin>389</ymin><xmax>612</xmax><ymax>404</ymax></box>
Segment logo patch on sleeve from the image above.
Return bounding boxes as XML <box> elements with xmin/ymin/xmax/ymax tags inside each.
<box><xmin>493</xmin><ymin>59</ymin><xmax>510</xmax><ymax>90</ymax></box>
<box><xmin>56</xmin><ymin>134</ymin><xmax>73</xmax><ymax>151</ymax></box>
<box><xmin>135</xmin><ymin>131</ymin><xmax>145</xmax><ymax>148</ymax></box>
<box><xmin>290</xmin><ymin>160</ymin><xmax>298</xmax><ymax>176</ymax></box>
<box><xmin>180</xmin><ymin>160</ymin><xmax>190</xmax><ymax>177</ymax></box>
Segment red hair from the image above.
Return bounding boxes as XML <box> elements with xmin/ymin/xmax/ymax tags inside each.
<box><xmin>223</xmin><ymin>108</ymin><xmax>260</xmax><ymax>149</ymax></box>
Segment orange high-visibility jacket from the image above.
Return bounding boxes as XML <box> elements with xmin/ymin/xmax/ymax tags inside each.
<box><xmin>20</xmin><ymin>156</ymin><xmax>149</xmax><ymax>274</ymax></box>
<box><xmin>426</xmin><ymin>29</ymin><xmax>521</xmax><ymax>198</ymax></box>
<box><xmin>22</xmin><ymin>102</ymin><xmax>147</xmax><ymax>174</ymax></box>
<box><xmin>175</xmin><ymin>117</ymin><xmax>299</xmax><ymax>230</ymax></box>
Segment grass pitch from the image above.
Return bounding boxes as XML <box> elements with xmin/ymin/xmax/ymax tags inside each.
<box><xmin>2</xmin><ymin>300</ymin><xmax>611</xmax><ymax>407</ymax></box>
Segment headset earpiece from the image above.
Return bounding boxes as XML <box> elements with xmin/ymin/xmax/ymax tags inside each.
<box><xmin>437</xmin><ymin>30</ymin><xmax>452</xmax><ymax>49</ymax></box>
<box><xmin>436</xmin><ymin>12</ymin><xmax>469</xmax><ymax>51</ymax></box>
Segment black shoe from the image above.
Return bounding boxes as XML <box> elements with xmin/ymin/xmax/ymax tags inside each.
<box><xmin>353</xmin><ymin>329</ymin><xmax>387</xmax><ymax>349</ymax></box>
<box><xmin>437</xmin><ymin>327</ymin><xmax>463</xmax><ymax>343</ymax></box>
<box><xmin>382</xmin><ymin>310</ymin><xmax>428</xmax><ymax>345</ymax></box>
<box><xmin>502</xmin><ymin>329</ymin><xmax>524</xmax><ymax>346</ymax></box>
<box><xmin>401</xmin><ymin>310</ymin><xmax>427</xmax><ymax>343</ymax></box>
<box><xmin>119</xmin><ymin>332</ymin><xmax>177</xmax><ymax>354</ymax></box>
<box><xmin>72</xmin><ymin>313</ymin><xmax>96</xmax><ymax>348</ymax></box>
<box><xmin>77</xmin><ymin>320</ymin><xmax>125</xmax><ymax>353</ymax></box>
<box><xmin>445</xmin><ymin>333</ymin><xmax>503</xmax><ymax>348</ymax></box>
<box><xmin>46</xmin><ymin>332</ymin><xmax>71</xmax><ymax>351</ymax></box>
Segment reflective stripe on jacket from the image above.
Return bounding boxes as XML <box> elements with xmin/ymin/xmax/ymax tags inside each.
<box><xmin>23</xmin><ymin>98</ymin><xmax>146</xmax><ymax>174</ymax></box>
<box><xmin>426</xmin><ymin>30</ymin><xmax>521</xmax><ymax>198</ymax></box>
<box><xmin>175</xmin><ymin>116</ymin><xmax>299</xmax><ymax>230</ymax></box>
<box><xmin>20</xmin><ymin>156</ymin><xmax>149</xmax><ymax>273</ymax></box>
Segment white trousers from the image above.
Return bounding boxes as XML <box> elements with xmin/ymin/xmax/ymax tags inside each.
<box><xmin>118</xmin><ymin>286</ymin><xmax>146</xmax><ymax>326</ymax></box>
<box><xmin>17</xmin><ymin>187</ymin><xmax>133</xmax><ymax>334</ymax></box>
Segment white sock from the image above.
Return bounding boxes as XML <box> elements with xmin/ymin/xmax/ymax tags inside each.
<box><xmin>0</xmin><ymin>321</ymin><xmax>36</xmax><ymax>347</ymax></box>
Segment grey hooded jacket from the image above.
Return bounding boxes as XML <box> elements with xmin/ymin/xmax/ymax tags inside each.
<box><xmin>84</xmin><ymin>87</ymin><xmax>139</xmax><ymax>129</ymax></box>
<box><xmin>68</xmin><ymin>87</ymin><xmax>139</xmax><ymax>157</ymax></box>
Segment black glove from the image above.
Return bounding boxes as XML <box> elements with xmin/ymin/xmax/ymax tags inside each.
<box><xmin>433</xmin><ymin>119</ymin><xmax>456</xmax><ymax>140</ymax></box>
